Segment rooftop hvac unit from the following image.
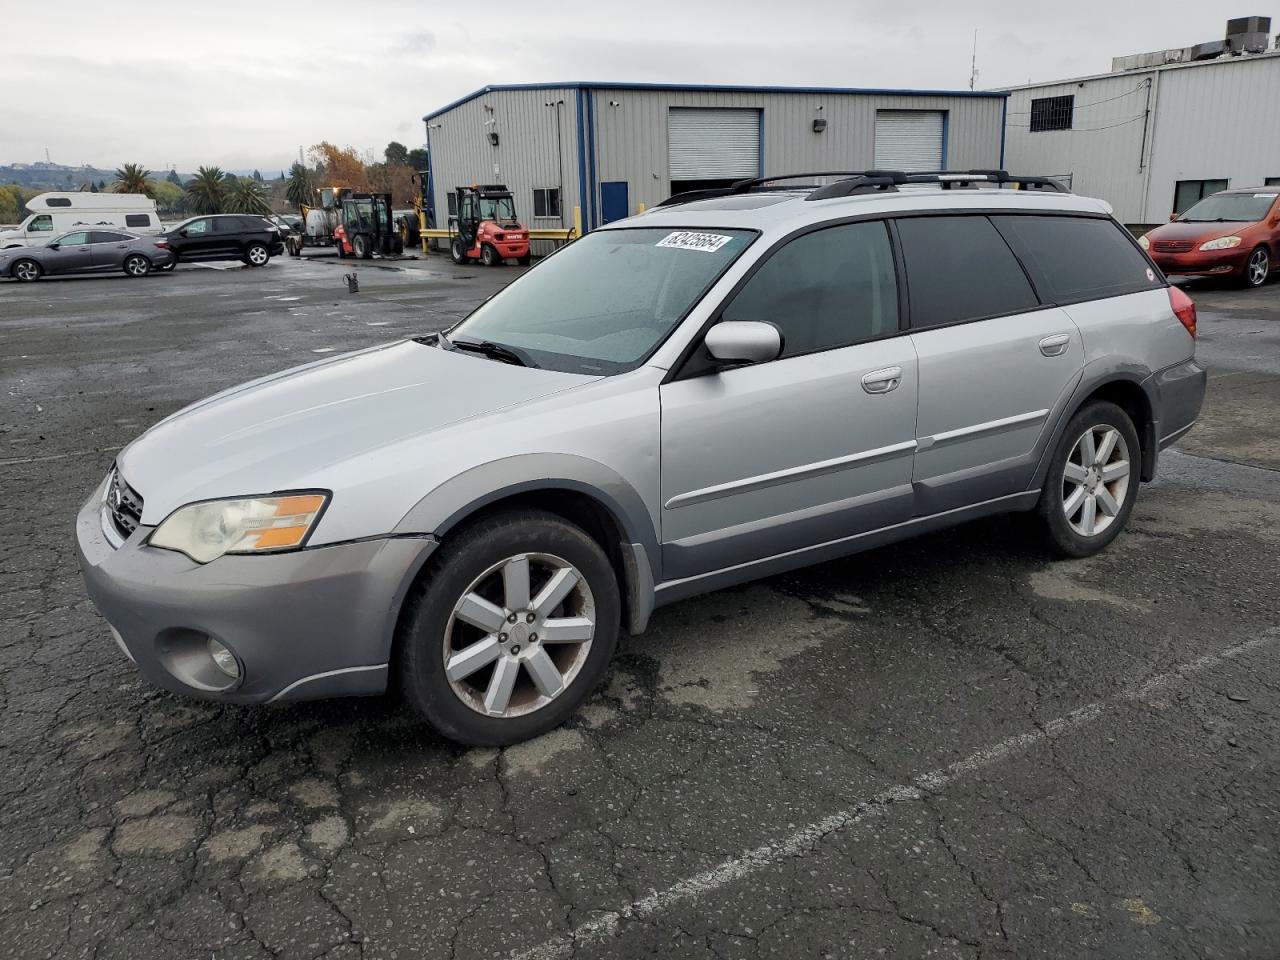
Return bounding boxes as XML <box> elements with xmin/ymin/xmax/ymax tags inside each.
<box><xmin>1225</xmin><ymin>15</ymin><xmax>1271</xmax><ymax>54</ymax></box>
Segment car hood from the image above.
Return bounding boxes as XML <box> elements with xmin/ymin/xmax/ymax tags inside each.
<box><xmin>1148</xmin><ymin>220</ymin><xmax>1256</xmax><ymax>242</ymax></box>
<box><xmin>118</xmin><ymin>339</ymin><xmax>600</xmax><ymax>524</ymax></box>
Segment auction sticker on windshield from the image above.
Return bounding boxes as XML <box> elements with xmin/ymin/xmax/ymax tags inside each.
<box><xmin>656</xmin><ymin>231</ymin><xmax>734</xmax><ymax>253</ymax></box>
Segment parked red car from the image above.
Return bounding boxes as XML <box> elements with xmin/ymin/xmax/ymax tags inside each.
<box><xmin>1140</xmin><ymin>186</ymin><xmax>1279</xmax><ymax>288</ymax></box>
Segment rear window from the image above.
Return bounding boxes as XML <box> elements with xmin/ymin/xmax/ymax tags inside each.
<box><xmin>993</xmin><ymin>215</ymin><xmax>1158</xmax><ymax>303</ymax></box>
<box><xmin>896</xmin><ymin>215</ymin><xmax>1039</xmax><ymax>328</ymax></box>
<box><xmin>125</xmin><ymin>214</ymin><xmax>150</xmax><ymax>227</ymax></box>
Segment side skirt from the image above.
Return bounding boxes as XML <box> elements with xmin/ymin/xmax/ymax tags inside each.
<box><xmin>652</xmin><ymin>491</ymin><xmax>1040</xmax><ymax>607</ymax></box>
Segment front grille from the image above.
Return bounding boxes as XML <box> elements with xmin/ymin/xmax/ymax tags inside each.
<box><xmin>105</xmin><ymin>468</ymin><xmax>144</xmax><ymax>540</ymax></box>
<box><xmin>1154</xmin><ymin>240</ymin><xmax>1195</xmax><ymax>253</ymax></box>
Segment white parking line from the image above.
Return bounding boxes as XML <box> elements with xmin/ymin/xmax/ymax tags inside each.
<box><xmin>512</xmin><ymin>632</ymin><xmax>1278</xmax><ymax>960</ymax></box>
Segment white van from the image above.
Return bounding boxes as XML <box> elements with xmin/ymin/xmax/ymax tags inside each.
<box><xmin>0</xmin><ymin>192</ymin><xmax>163</xmax><ymax>248</ymax></box>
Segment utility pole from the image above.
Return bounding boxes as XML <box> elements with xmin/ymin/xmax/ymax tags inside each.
<box><xmin>969</xmin><ymin>30</ymin><xmax>979</xmax><ymax>90</ymax></box>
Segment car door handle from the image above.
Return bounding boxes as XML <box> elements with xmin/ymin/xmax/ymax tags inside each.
<box><xmin>1039</xmin><ymin>334</ymin><xmax>1072</xmax><ymax>357</ymax></box>
<box><xmin>861</xmin><ymin>366</ymin><xmax>903</xmax><ymax>394</ymax></box>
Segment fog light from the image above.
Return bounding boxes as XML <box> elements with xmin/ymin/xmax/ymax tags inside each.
<box><xmin>207</xmin><ymin>637</ymin><xmax>241</xmax><ymax>679</ymax></box>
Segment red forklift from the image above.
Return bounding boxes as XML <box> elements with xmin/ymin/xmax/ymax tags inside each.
<box><xmin>449</xmin><ymin>184</ymin><xmax>531</xmax><ymax>266</ymax></box>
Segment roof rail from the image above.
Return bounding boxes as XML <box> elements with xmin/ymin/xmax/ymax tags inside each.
<box><xmin>655</xmin><ymin>171</ymin><xmax>909</xmax><ymax>208</ymax></box>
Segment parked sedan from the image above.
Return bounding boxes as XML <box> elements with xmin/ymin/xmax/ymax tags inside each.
<box><xmin>1140</xmin><ymin>186</ymin><xmax>1280</xmax><ymax>288</ymax></box>
<box><xmin>0</xmin><ymin>230</ymin><xmax>174</xmax><ymax>282</ymax></box>
<box><xmin>163</xmin><ymin>214</ymin><xmax>285</xmax><ymax>267</ymax></box>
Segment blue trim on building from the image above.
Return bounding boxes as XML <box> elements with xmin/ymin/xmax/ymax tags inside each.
<box><xmin>940</xmin><ymin>111</ymin><xmax>950</xmax><ymax>168</ymax></box>
<box><xmin>424</xmin><ymin>80</ymin><xmax>1008</xmax><ymax>121</ymax></box>
<box><xmin>998</xmin><ymin>97</ymin><xmax>1007</xmax><ymax>168</ymax></box>
<box><xmin>574</xmin><ymin>89</ymin><xmax>589</xmax><ymax>235</ymax></box>
<box><xmin>586</xmin><ymin>90</ymin><xmax>598</xmax><ymax>229</ymax></box>
<box><xmin>757</xmin><ymin>109</ymin><xmax>765</xmax><ymax>177</ymax></box>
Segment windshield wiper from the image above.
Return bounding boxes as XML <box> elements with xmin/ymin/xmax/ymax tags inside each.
<box><xmin>448</xmin><ymin>337</ymin><xmax>537</xmax><ymax>368</ymax></box>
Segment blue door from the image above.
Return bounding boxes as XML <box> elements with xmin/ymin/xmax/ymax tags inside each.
<box><xmin>600</xmin><ymin>181</ymin><xmax>629</xmax><ymax>224</ymax></box>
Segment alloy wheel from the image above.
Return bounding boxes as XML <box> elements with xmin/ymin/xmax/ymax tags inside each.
<box><xmin>443</xmin><ymin>552</ymin><xmax>596</xmax><ymax>718</ymax></box>
<box><xmin>1062</xmin><ymin>425</ymin><xmax>1131</xmax><ymax>537</ymax></box>
<box><xmin>125</xmin><ymin>256</ymin><xmax>148</xmax><ymax>276</ymax></box>
<box><xmin>13</xmin><ymin>261</ymin><xmax>39</xmax><ymax>282</ymax></box>
<box><xmin>248</xmin><ymin>246</ymin><xmax>268</xmax><ymax>266</ymax></box>
<box><xmin>1248</xmin><ymin>248</ymin><xmax>1270</xmax><ymax>287</ymax></box>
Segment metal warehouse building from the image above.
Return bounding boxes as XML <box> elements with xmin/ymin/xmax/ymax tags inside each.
<box><xmin>1003</xmin><ymin>17</ymin><xmax>1280</xmax><ymax>227</ymax></box>
<box><xmin>422</xmin><ymin>82</ymin><xmax>1007</xmax><ymax>239</ymax></box>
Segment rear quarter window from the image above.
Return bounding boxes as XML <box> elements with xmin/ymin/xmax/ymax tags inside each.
<box><xmin>895</xmin><ymin>215</ymin><xmax>1039</xmax><ymax>328</ymax></box>
<box><xmin>992</xmin><ymin>215</ymin><xmax>1159</xmax><ymax>303</ymax></box>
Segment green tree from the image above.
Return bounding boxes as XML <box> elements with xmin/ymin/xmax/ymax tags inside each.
<box><xmin>384</xmin><ymin>141</ymin><xmax>409</xmax><ymax>165</ymax></box>
<box><xmin>252</xmin><ymin>169</ymin><xmax>263</xmax><ymax>182</ymax></box>
<box><xmin>225</xmin><ymin>177</ymin><xmax>271</xmax><ymax>216</ymax></box>
<box><xmin>285</xmin><ymin>162</ymin><xmax>313</xmax><ymax>211</ymax></box>
<box><xmin>113</xmin><ymin>162</ymin><xmax>154</xmax><ymax>196</ymax></box>
<box><xmin>166</xmin><ymin>169</ymin><xmax>182</xmax><ymax>185</ymax></box>
<box><xmin>406</xmin><ymin>147</ymin><xmax>428</xmax><ymax>171</ymax></box>
<box><xmin>151</xmin><ymin>180</ymin><xmax>184</xmax><ymax>214</ymax></box>
<box><xmin>90</xmin><ymin>181</ymin><xmax>99</xmax><ymax>193</ymax></box>
<box><xmin>97</xmin><ymin>179</ymin><xmax>106</xmax><ymax>190</ymax></box>
<box><xmin>184</xmin><ymin>165</ymin><xmax>227</xmax><ymax>214</ymax></box>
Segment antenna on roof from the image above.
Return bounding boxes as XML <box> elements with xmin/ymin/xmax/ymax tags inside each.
<box><xmin>969</xmin><ymin>29</ymin><xmax>979</xmax><ymax>90</ymax></box>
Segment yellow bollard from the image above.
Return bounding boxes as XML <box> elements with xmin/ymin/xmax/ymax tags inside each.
<box><xmin>637</xmin><ymin>201</ymin><xmax>646</xmax><ymax>214</ymax></box>
<box><xmin>573</xmin><ymin>205</ymin><xmax>583</xmax><ymax>239</ymax></box>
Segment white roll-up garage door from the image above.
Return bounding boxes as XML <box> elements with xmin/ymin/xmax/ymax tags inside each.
<box><xmin>873</xmin><ymin>110</ymin><xmax>945</xmax><ymax>172</ymax></box>
<box><xmin>668</xmin><ymin>108</ymin><xmax>761</xmax><ymax>180</ymax></box>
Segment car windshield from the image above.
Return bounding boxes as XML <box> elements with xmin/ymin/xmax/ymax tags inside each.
<box><xmin>479</xmin><ymin>197</ymin><xmax>516</xmax><ymax>221</ymax></box>
<box><xmin>447</xmin><ymin>227</ymin><xmax>756</xmax><ymax>374</ymax></box>
<box><xmin>1180</xmin><ymin>193</ymin><xmax>1276</xmax><ymax>222</ymax></box>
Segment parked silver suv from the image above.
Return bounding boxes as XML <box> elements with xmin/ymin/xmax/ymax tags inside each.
<box><xmin>75</xmin><ymin>170</ymin><xmax>1205</xmax><ymax>745</ymax></box>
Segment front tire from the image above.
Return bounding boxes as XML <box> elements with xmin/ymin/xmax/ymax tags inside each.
<box><xmin>123</xmin><ymin>254</ymin><xmax>151</xmax><ymax>278</ymax></box>
<box><xmin>1243</xmin><ymin>245</ymin><xmax>1270</xmax><ymax>288</ymax></box>
<box><xmin>449</xmin><ymin>237</ymin><xmax>469</xmax><ymax>264</ymax></box>
<box><xmin>1037</xmin><ymin>400</ymin><xmax>1140</xmax><ymax>558</ymax></box>
<box><xmin>12</xmin><ymin>259</ymin><xmax>42</xmax><ymax>282</ymax></box>
<box><xmin>397</xmin><ymin>510</ymin><xmax>620</xmax><ymax>746</ymax></box>
<box><xmin>245</xmin><ymin>243</ymin><xmax>270</xmax><ymax>267</ymax></box>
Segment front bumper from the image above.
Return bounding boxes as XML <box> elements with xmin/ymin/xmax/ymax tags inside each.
<box><xmin>74</xmin><ymin>481</ymin><xmax>436</xmax><ymax>703</ymax></box>
<box><xmin>1151</xmin><ymin>249</ymin><xmax>1248</xmax><ymax>277</ymax></box>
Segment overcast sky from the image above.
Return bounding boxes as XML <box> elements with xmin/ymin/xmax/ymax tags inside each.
<box><xmin>2</xmin><ymin>1</ymin><xmax>1260</xmax><ymax>173</ymax></box>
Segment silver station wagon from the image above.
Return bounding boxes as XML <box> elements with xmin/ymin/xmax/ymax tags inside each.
<box><xmin>76</xmin><ymin>170</ymin><xmax>1206</xmax><ymax>745</ymax></box>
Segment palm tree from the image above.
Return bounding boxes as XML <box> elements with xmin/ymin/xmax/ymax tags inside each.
<box><xmin>113</xmin><ymin>162</ymin><xmax>154</xmax><ymax>196</ymax></box>
<box><xmin>225</xmin><ymin>177</ymin><xmax>271</xmax><ymax>216</ymax></box>
<box><xmin>285</xmin><ymin>162</ymin><xmax>313</xmax><ymax>212</ymax></box>
<box><xmin>184</xmin><ymin>165</ymin><xmax>227</xmax><ymax>214</ymax></box>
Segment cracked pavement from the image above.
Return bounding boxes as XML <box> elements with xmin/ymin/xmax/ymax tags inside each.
<box><xmin>2</xmin><ymin>257</ymin><xmax>1278</xmax><ymax>958</ymax></box>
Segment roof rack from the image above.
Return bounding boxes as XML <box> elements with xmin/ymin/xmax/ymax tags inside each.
<box><xmin>656</xmin><ymin>169</ymin><xmax>1069</xmax><ymax>208</ymax></box>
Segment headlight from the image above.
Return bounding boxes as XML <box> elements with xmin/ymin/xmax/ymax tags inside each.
<box><xmin>1137</xmin><ymin>234</ymin><xmax>1150</xmax><ymax>250</ymax></box>
<box><xmin>1199</xmin><ymin>235</ymin><xmax>1242</xmax><ymax>251</ymax></box>
<box><xmin>149</xmin><ymin>492</ymin><xmax>329</xmax><ymax>564</ymax></box>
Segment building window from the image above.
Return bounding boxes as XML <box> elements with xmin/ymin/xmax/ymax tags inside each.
<box><xmin>1029</xmin><ymin>95</ymin><xmax>1074</xmax><ymax>132</ymax></box>
<box><xmin>1173</xmin><ymin>179</ymin><xmax>1229</xmax><ymax>215</ymax></box>
<box><xmin>1266</xmin><ymin>177</ymin><xmax>1280</xmax><ymax>186</ymax></box>
<box><xmin>533</xmin><ymin>187</ymin><xmax>561</xmax><ymax>219</ymax></box>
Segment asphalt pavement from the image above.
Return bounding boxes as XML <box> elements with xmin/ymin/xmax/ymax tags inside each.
<box><xmin>1</xmin><ymin>254</ymin><xmax>1278</xmax><ymax>959</ymax></box>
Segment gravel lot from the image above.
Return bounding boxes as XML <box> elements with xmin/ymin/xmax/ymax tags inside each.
<box><xmin>2</xmin><ymin>254</ymin><xmax>1278</xmax><ymax>959</ymax></box>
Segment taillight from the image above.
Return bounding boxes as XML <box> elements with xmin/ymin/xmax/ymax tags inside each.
<box><xmin>153</xmin><ymin>239</ymin><xmax>169</xmax><ymax>249</ymax></box>
<box><xmin>1168</xmin><ymin>285</ymin><xmax>1197</xmax><ymax>339</ymax></box>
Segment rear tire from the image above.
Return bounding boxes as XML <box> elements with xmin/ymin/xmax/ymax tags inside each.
<box><xmin>480</xmin><ymin>244</ymin><xmax>501</xmax><ymax>267</ymax></box>
<box><xmin>1242</xmin><ymin>245</ymin><xmax>1270</xmax><ymax>288</ymax></box>
<box><xmin>1037</xmin><ymin>400</ymin><xmax>1140</xmax><ymax>558</ymax></box>
<box><xmin>244</xmin><ymin>243</ymin><xmax>270</xmax><ymax>267</ymax></box>
<box><xmin>517</xmin><ymin>253</ymin><xmax>532</xmax><ymax>266</ymax></box>
<box><xmin>397</xmin><ymin>510</ymin><xmax>620</xmax><ymax>746</ymax></box>
<box><xmin>123</xmin><ymin>254</ymin><xmax>150</xmax><ymax>278</ymax></box>
<box><xmin>11</xmin><ymin>259</ymin><xmax>41</xmax><ymax>282</ymax></box>
<box><xmin>353</xmin><ymin>234</ymin><xmax>372</xmax><ymax>260</ymax></box>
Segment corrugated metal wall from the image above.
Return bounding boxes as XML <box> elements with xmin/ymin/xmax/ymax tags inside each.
<box><xmin>425</xmin><ymin>86</ymin><xmax>1004</xmax><ymax>241</ymax></box>
<box><xmin>1003</xmin><ymin>73</ymin><xmax>1154</xmax><ymax>224</ymax></box>
<box><xmin>1145</xmin><ymin>55</ymin><xmax>1280</xmax><ymax>221</ymax></box>
<box><xmin>1003</xmin><ymin>53</ymin><xmax>1280</xmax><ymax>224</ymax></box>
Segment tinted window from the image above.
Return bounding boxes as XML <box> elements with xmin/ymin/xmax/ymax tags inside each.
<box><xmin>46</xmin><ymin>198</ymin><xmax>72</xmax><ymax>207</ymax></box>
<box><xmin>125</xmin><ymin>214</ymin><xmax>150</xmax><ymax>227</ymax></box>
<box><xmin>58</xmin><ymin>232</ymin><xmax>90</xmax><ymax>245</ymax></box>
<box><xmin>994</xmin><ymin>215</ymin><xmax>1160</xmax><ymax>302</ymax></box>
<box><xmin>214</xmin><ymin>217</ymin><xmax>243</xmax><ymax>233</ymax></box>
<box><xmin>89</xmin><ymin>231</ymin><xmax>131</xmax><ymax>243</ymax></box>
<box><xmin>722</xmin><ymin>221</ymin><xmax>899</xmax><ymax>357</ymax></box>
<box><xmin>896</xmin><ymin>216</ymin><xmax>1038</xmax><ymax>328</ymax></box>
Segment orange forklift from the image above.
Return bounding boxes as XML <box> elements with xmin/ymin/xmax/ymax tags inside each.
<box><xmin>449</xmin><ymin>184</ymin><xmax>531</xmax><ymax>266</ymax></box>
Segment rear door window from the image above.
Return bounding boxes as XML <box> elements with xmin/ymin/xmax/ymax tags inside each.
<box><xmin>214</xmin><ymin>217</ymin><xmax>242</xmax><ymax>233</ymax></box>
<box><xmin>895</xmin><ymin>215</ymin><xmax>1039</xmax><ymax>328</ymax></box>
<box><xmin>993</xmin><ymin>215</ymin><xmax>1160</xmax><ymax>303</ymax></box>
<box><xmin>89</xmin><ymin>231</ymin><xmax>130</xmax><ymax>243</ymax></box>
<box><xmin>722</xmin><ymin>221</ymin><xmax>899</xmax><ymax>357</ymax></box>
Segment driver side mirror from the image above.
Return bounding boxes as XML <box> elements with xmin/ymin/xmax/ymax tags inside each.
<box><xmin>48</xmin><ymin>243</ymin><xmax>60</xmax><ymax>250</ymax></box>
<box><xmin>179</xmin><ymin>229</ymin><xmax>189</xmax><ymax>237</ymax></box>
<box><xmin>704</xmin><ymin>321</ymin><xmax>783</xmax><ymax>366</ymax></box>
